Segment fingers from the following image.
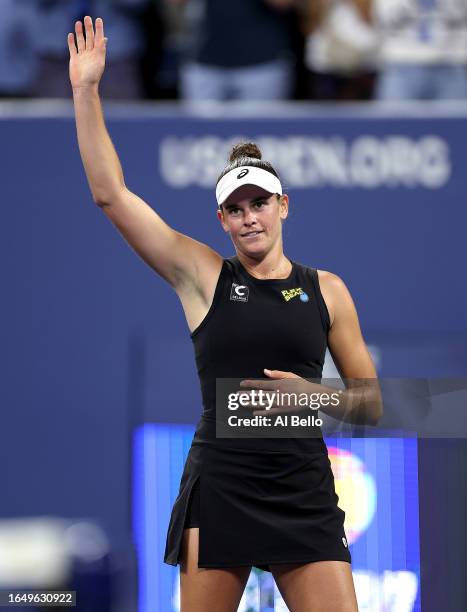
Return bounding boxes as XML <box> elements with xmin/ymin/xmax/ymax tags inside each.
<box><xmin>252</xmin><ymin>409</ymin><xmax>281</xmax><ymax>417</ymax></box>
<box><xmin>240</xmin><ymin>379</ymin><xmax>278</xmax><ymax>389</ymax></box>
<box><xmin>75</xmin><ymin>20</ymin><xmax>85</xmax><ymax>53</ymax></box>
<box><xmin>84</xmin><ymin>15</ymin><xmax>94</xmax><ymax>50</ymax></box>
<box><xmin>240</xmin><ymin>379</ymin><xmax>264</xmax><ymax>389</ymax></box>
<box><xmin>243</xmin><ymin>378</ymin><xmax>274</xmax><ymax>387</ymax></box>
<box><xmin>264</xmin><ymin>369</ymin><xmax>299</xmax><ymax>378</ymax></box>
<box><xmin>73</xmin><ymin>17</ymin><xmax>105</xmax><ymax>53</ymax></box>
<box><xmin>94</xmin><ymin>17</ymin><xmax>105</xmax><ymax>46</ymax></box>
<box><xmin>67</xmin><ymin>32</ymin><xmax>77</xmax><ymax>57</ymax></box>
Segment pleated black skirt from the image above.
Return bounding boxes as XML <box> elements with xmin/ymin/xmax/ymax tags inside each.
<box><xmin>164</xmin><ymin>416</ymin><xmax>351</xmax><ymax>572</ymax></box>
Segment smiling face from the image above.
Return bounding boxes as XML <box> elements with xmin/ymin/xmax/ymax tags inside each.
<box><xmin>217</xmin><ymin>193</ymin><xmax>289</xmax><ymax>258</ymax></box>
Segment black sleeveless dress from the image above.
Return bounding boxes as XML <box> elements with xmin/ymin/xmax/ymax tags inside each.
<box><xmin>164</xmin><ymin>256</ymin><xmax>351</xmax><ymax>571</ymax></box>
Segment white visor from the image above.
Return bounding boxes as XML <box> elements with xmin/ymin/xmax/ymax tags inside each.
<box><xmin>216</xmin><ymin>166</ymin><xmax>282</xmax><ymax>207</ymax></box>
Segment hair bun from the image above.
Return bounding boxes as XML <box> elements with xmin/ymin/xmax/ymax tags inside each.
<box><xmin>229</xmin><ymin>142</ymin><xmax>262</xmax><ymax>163</ymax></box>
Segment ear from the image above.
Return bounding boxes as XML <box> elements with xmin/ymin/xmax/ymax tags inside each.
<box><xmin>279</xmin><ymin>194</ymin><xmax>289</xmax><ymax>220</ymax></box>
<box><xmin>217</xmin><ymin>207</ymin><xmax>230</xmax><ymax>233</ymax></box>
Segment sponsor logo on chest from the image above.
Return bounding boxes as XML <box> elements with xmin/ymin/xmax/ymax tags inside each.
<box><xmin>281</xmin><ymin>287</ymin><xmax>309</xmax><ymax>303</ymax></box>
<box><xmin>230</xmin><ymin>283</ymin><xmax>249</xmax><ymax>302</ymax></box>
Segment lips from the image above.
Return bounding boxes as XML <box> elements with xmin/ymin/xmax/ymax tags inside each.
<box><xmin>241</xmin><ymin>230</ymin><xmax>263</xmax><ymax>237</ymax></box>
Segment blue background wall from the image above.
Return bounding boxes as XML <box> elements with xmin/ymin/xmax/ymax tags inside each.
<box><xmin>1</xmin><ymin>103</ymin><xmax>466</xmax><ymax>609</ymax></box>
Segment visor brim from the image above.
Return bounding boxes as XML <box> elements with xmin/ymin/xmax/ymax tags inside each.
<box><xmin>220</xmin><ymin>184</ymin><xmax>276</xmax><ymax>207</ymax></box>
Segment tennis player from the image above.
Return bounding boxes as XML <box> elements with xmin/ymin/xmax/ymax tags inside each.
<box><xmin>69</xmin><ymin>17</ymin><xmax>382</xmax><ymax>611</ymax></box>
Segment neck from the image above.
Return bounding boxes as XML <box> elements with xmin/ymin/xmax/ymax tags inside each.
<box><xmin>236</xmin><ymin>247</ymin><xmax>291</xmax><ymax>280</ymax></box>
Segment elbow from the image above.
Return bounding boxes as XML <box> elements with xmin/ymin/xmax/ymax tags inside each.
<box><xmin>352</xmin><ymin>395</ymin><xmax>383</xmax><ymax>426</ymax></box>
<box><xmin>93</xmin><ymin>195</ymin><xmax>111</xmax><ymax>208</ymax></box>
<box><xmin>86</xmin><ymin>172</ymin><xmax>127</xmax><ymax>208</ymax></box>
<box><xmin>349</xmin><ymin>385</ymin><xmax>383</xmax><ymax>426</ymax></box>
<box><xmin>362</xmin><ymin>383</ymin><xmax>384</xmax><ymax>426</ymax></box>
<box><xmin>89</xmin><ymin>186</ymin><xmax>111</xmax><ymax>207</ymax></box>
<box><xmin>366</xmin><ymin>402</ymin><xmax>384</xmax><ymax>426</ymax></box>
<box><xmin>91</xmin><ymin>185</ymin><xmax>126</xmax><ymax>209</ymax></box>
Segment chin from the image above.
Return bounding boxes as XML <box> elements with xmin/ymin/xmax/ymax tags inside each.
<box><xmin>233</xmin><ymin>235</ymin><xmax>270</xmax><ymax>257</ymax></box>
<box><xmin>239</xmin><ymin>244</ymin><xmax>267</xmax><ymax>259</ymax></box>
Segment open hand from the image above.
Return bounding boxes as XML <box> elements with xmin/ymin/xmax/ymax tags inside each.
<box><xmin>239</xmin><ymin>369</ymin><xmax>321</xmax><ymax>416</ymax></box>
<box><xmin>68</xmin><ymin>16</ymin><xmax>107</xmax><ymax>90</ymax></box>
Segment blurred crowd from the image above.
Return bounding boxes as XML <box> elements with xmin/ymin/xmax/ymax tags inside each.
<box><xmin>1</xmin><ymin>0</ymin><xmax>467</xmax><ymax>102</ymax></box>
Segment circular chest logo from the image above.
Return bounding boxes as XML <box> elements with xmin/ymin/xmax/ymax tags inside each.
<box><xmin>237</xmin><ymin>169</ymin><xmax>249</xmax><ymax>179</ymax></box>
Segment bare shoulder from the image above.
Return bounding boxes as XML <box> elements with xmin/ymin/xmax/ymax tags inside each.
<box><xmin>317</xmin><ymin>269</ymin><xmax>343</xmax><ymax>288</ymax></box>
<box><xmin>316</xmin><ymin>270</ymin><xmax>354</xmax><ymax>327</ymax></box>
<box><xmin>316</xmin><ymin>269</ymin><xmax>350</xmax><ymax>294</ymax></box>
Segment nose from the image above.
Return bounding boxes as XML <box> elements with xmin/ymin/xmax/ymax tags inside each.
<box><xmin>243</xmin><ymin>208</ymin><xmax>257</xmax><ymax>226</ymax></box>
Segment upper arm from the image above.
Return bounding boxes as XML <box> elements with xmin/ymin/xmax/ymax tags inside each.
<box><xmin>318</xmin><ymin>270</ymin><xmax>377</xmax><ymax>381</ymax></box>
<box><xmin>101</xmin><ymin>187</ymin><xmax>223</xmax><ymax>295</ymax></box>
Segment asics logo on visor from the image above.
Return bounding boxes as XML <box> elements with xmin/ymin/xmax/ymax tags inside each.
<box><xmin>237</xmin><ymin>169</ymin><xmax>249</xmax><ymax>179</ymax></box>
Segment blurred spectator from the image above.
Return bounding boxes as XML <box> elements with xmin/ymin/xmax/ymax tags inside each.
<box><xmin>0</xmin><ymin>0</ymin><xmax>38</xmax><ymax>98</ymax></box>
<box><xmin>140</xmin><ymin>0</ymin><xmax>185</xmax><ymax>98</ymax></box>
<box><xmin>33</xmin><ymin>0</ymin><xmax>148</xmax><ymax>99</ymax></box>
<box><xmin>175</xmin><ymin>0</ymin><xmax>300</xmax><ymax>101</ymax></box>
<box><xmin>374</xmin><ymin>0</ymin><xmax>467</xmax><ymax>100</ymax></box>
<box><xmin>303</xmin><ymin>0</ymin><xmax>378</xmax><ymax>100</ymax></box>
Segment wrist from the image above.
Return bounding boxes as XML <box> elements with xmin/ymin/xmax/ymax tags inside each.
<box><xmin>72</xmin><ymin>83</ymin><xmax>100</xmax><ymax>97</ymax></box>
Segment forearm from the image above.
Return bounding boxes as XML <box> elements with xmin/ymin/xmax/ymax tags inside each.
<box><xmin>311</xmin><ymin>380</ymin><xmax>383</xmax><ymax>426</ymax></box>
<box><xmin>72</xmin><ymin>85</ymin><xmax>124</xmax><ymax>206</ymax></box>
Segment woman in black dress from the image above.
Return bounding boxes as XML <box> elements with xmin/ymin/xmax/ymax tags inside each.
<box><xmin>69</xmin><ymin>17</ymin><xmax>381</xmax><ymax>611</ymax></box>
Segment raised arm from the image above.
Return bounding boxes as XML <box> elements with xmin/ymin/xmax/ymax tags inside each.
<box><xmin>68</xmin><ymin>17</ymin><xmax>222</xmax><ymax>293</ymax></box>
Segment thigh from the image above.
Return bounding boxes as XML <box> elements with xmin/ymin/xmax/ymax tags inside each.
<box><xmin>180</xmin><ymin>527</ymin><xmax>252</xmax><ymax>612</ymax></box>
<box><xmin>270</xmin><ymin>560</ymin><xmax>359</xmax><ymax>612</ymax></box>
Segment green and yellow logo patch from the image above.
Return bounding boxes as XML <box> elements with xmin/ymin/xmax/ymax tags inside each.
<box><xmin>281</xmin><ymin>287</ymin><xmax>305</xmax><ymax>302</ymax></box>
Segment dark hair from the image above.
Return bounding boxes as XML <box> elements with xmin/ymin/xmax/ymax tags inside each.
<box><xmin>216</xmin><ymin>142</ymin><xmax>280</xmax><ymax>185</ymax></box>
